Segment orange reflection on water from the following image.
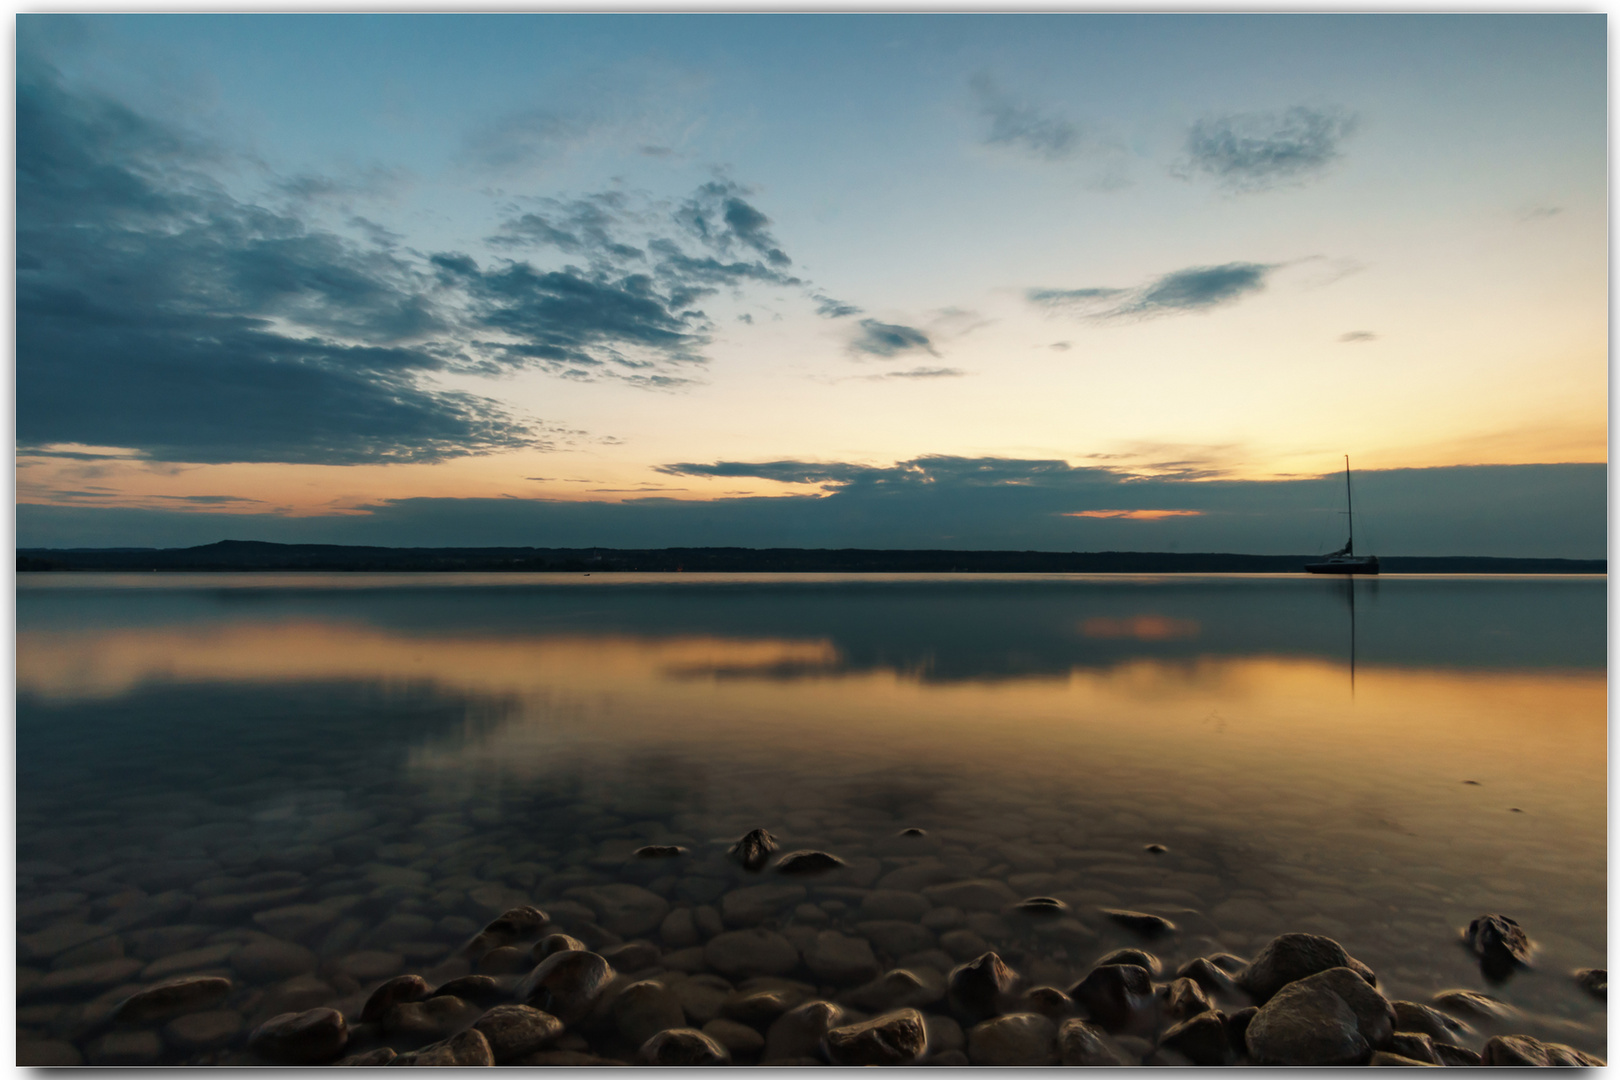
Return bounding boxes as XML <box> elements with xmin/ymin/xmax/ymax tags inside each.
<box><xmin>1080</xmin><ymin>615</ymin><xmax>1201</xmax><ymax>640</ymax></box>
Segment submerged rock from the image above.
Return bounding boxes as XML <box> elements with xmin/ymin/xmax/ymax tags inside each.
<box><xmin>613</xmin><ymin>980</ymin><xmax>687</xmax><ymax>1048</ymax></box>
<box><xmin>1161</xmin><ymin>976</ymin><xmax>1213</xmax><ymax>1022</ymax></box>
<box><xmin>248</xmin><ymin>1007</ymin><xmax>349</xmax><ymax>1064</ymax></box>
<box><xmin>639</xmin><ymin>1027</ymin><xmax>732</xmax><ymax>1065</ymax></box>
<box><xmin>822</xmin><ymin>1008</ymin><xmax>929</xmax><ymax>1065</ymax></box>
<box><xmin>634</xmin><ymin>845</ymin><xmax>687</xmax><ymax>859</ymax></box>
<box><xmin>1176</xmin><ymin>956</ymin><xmax>1237</xmax><ymax>995</ymax></box>
<box><xmin>774</xmin><ymin>850</ymin><xmax>847</xmax><ymax>875</ymax></box>
<box><xmin>1431</xmin><ymin>989</ymin><xmax>1514</xmax><ymax>1022</ymax></box>
<box><xmin>704</xmin><ymin>928</ymin><xmax>799</xmax><ymax>978</ymax></box>
<box><xmin>113</xmin><ymin>975</ymin><xmax>233</xmax><ymax>1024</ymax></box>
<box><xmin>382</xmin><ymin>994</ymin><xmax>483</xmax><ymax>1042</ymax></box>
<box><xmin>1016</xmin><ymin>985</ymin><xmax>1074</xmax><ymax>1019</ymax></box>
<box><xmin>702</xmin><ymin>1017</ymin><xmax>765</xmax><ymax>1057</ymax></box>
<box><xmin>1097</xmin><ymin>948</ymin><xmax>1161</xmax><ymax>977</ymax></box>
<box><xmin>464</xmin><ymin>906</ymin><xmax>549</xmax><ymax>955</ymax></box>
<box><xmin>431</xmin><ymin>974</ymin><xmax>506</xmax><ymax>1006</ymax></box>
<box><xmin>803</xmin><ymin>930</ymin><xmax>880</xmax><ymax>985</ymax></box>
<box><xmin>1387</xmin><ymin>1032</ymin><xmax>1441</xmax><ymax>1065</ymax></box>
<box><xmin>1101</xmin><ymin>909</ymin><xmax>1176</xmax><ymax>937</ymax></box>
<box><xmin>1464</xmin><ymin>914</ymin><xmax>1531</xmax><ymax>977</ymax></box>
<box><xmin>730</xmin><ymin>828</ymin><xmax>780</xmax><ymax>872</ymax></box>
<box><xmin>1390</xmin><ymin>1000</ymin><xmax>1471</xmax><ymax>1042</ymax></box>
<box><xmin>533</xmin><ymin>933</ymin><xmax>587</xmax><ymax>961</ymax></box>
<box><xmin>1238</xmin><ymin>933</ymin><xmax>1376</xmax><ymax>1004</ymax></box>
<box><xmin>1069</xmin><ymin>964</ymin><xmax>1156</xmax><ymax>1034</ymax></box>
<box><xmin>1012</xmin><ymin>896</ymin><xmax>1070</xmax><ymax>918</ymax></box>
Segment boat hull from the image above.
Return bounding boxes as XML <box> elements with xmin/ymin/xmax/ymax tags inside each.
<box><xmin>1305</xmin><ymin>557</ymin><xmax>1380</xmax><ymax>575</ymax></box>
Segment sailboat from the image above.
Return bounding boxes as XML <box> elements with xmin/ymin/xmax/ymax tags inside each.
<box><xmin>1305</xmin><ymin>456</ymin><xmax>1380</xmax><ymax>575</ymax></box>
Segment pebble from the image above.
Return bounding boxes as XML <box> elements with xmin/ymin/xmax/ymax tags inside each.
<box><xmin>230</xmin><ymin>939</ymin><xmax>317</xmax><ymax>982</ymax></box>
<box><xmin>112</xmin><ymin>975</ymin><xmax>233</xmax><ymax>1023</ymax></box>
<box><xmin>639</xmin><ymin>1027</ymin><xmax>732</xmax><ymax>1064</ymax></box>
<box><xmin>967</xmin><ymin>1012</ymin><xmax>1058</xmax><ymax>1065</ymax></box>
<box><xmin>34</xmin><ymin>957</ymin><xmax>145</xmax><ymax>996</ymax></box>
<box><xmin>53</xmin><ymin>934</ymin><xmax>126</xmax><ymax>970</ymax></box>
<box><xmin>519</xmin><ymin>949</ymin><xmax>616</xmax><ymax>1023</ymax></box>
<box><xmin>859</xmin><ymin>889</ymin><xmax>930</xmax><ymax>921</ymax></box>
<box><xmin>1158</xmin><ymin>1010</ymin><xmax>1234</xmax><ymax>1065</ymax></box>
<box><xmin>473</xmin><ymin>1004</ymin><xmax>563</xmax><ymax>1063</ymax></box>
<box><xmin>843</xmin><ymin>967</ymin><xmax>945</xmax><ymax>1011</ymax></box>
<box><xmin>476</xmin><ymin>945</ymin><xmax>531</xmax><ymax>974</ymax></box>
<box><xmin>720</xmin><ymin>883</ymin><xmax>807</xmax><ymax>927</ymax></box>
<box><xmin>1012</xmin><ymin>896</ymin><xmax>1069</xmax><ymax>918</ymax></box>
<box><xmin>947</xmin><ymin>951</ymin><xmax>1020</xmax><ymax>1021</ymax></box>
<box><xmin>338</xmin><ymin>950</ymin><xmax>404</xmax><ymax>981</ymax></box>
<box><xmin>431</xmin><ymin>974</ymin><xmax>506</xmax><ymax>1006</ymax></box>
<box><xmin>563</xmin><ymin>884</ymin><xmax>669</xmax><ymax>937</ymax></box>
<box><xmin>939</xmin><ymin>928</ymin><xmax>992</xmax><ymax>962</ymax></box>
<box><xmin>1100</xmin><ymin>908</ymin><xmax>1176</xmax><ymax>937</ymax></box>
<box><xmin>248</xmin><ymin>1007</ymin><xmax>349</xmax><ymax>1064</ymax></box>
<box><xmin>635</xmin><ymin>845</ymin><xmax>687</xmax><ymax>859</ymax></box>
<box><xmin>1017</xmin><ymin>985</ymin><xmax>1074</xmax><ymax>1018</ymax></box>
<box><xmin>704</xmin><ymin>928</ymin><xmax>800</xmax><ymax>978</ymax></box>
<box><xmin>397</xmin><ymin>1028</ymin><xmax>495</xmax><ymax>1066</ymax></box>
<box><xmin>86</xmin><ymin>1028</ymin><xmax>165</xmax><ymax>1065</ymax></box>
<box><xmin>659</xmin><ymin>909</ymin><xmax>699</xmax><ymax>949</ymax></box>
<box><xmin>1058</xmin><ymin>1018</ymin><xmax>1134</xmax><ymax>1065</ymax></box>
<box><xmin>19</xmin><ymin>922</ymin><xmax>114</xmax><ymax>963</ymax></box>
<box><xmin>773</xmin><ymin>850</ymin><xmax>847</xmax><ymax>875</ymax></box>
<box><xmin>702</xmin><ymin>1017</ymin><xmax>766</xmax><ymax>1056</ymax></box>
<box><xmin>533</xmin><ymin>933</ymin><xmax>587</xmax><ymax>960</ymax></box>
<box><xmin>804</xmin><ymin>930</ymin><xmax>880</xmax><ymax>984</ymax></box>
<box><xmin>1068</xmin><ymin>964</ymin><xmax>1155</xmax><ymax>1034</ymax></box>
<box><xmin>163</xmin><ymin>1009</ymin><xmax>244</xmax><ymax>1051</ymax></box>
<box><xmin>382</xmin><ymin>994</ymin><xmax>484</xmax><ymax>1041</ymax></box>
<box><xmin>359</xmin><ymin>974</ymin><xmax>431</xmax><ymax>1023</ymax></box>
<box><xmin>259</xmin><ymin>974</ymin><xmax>337</xmax><ymax>1016</ymax></box>
<box><xmin>613</xmin><ymin>979</ymin><xmax>687</xmax><ymax>1046</ymax></box>
<box><xmin>921</xmin><ymin>879</ymin><xmax>1018</xmax><ymax>911</ymax></box>
<box><xmin>765</xmin><ymin>999</ymin><xmax>846</xmax><ymax>1060</ymax></box>
<box><xmin>822</xmin><ymin>1008</ymin><xmax>930</xmax><ymax>1065</ymax></box>
<box><xmin>920</xmin><ymin>906</ymin><xmax>963</xmax><ymax>931</ymax></box>
<box><xmin>723</xmin><ymin>984</ymin><xmax>806</xmax><ymax>1025</ymax></box>
<box><xmin>142</xmin><ymin>942</ymin><xmax>238</xmax><ymax>980</ymax></box>
<box><xmin>730</xmin><ymin>828</ymin><xmax>780</xmax><ymax>872</ymax></box>
<box><xmin>857</xmin><ymin>919</ymin><xmax>935</xmax><ymax>956</ymax></box>
<box><xmin>1239</xmin><ymin>932</ymin><xmax>1376</xmax><ymax>1003</ymax></box>
<box><xmin>672</xmin><ymin>974</ymin><xmax>733</xmax><ymax>1024</ymax></box>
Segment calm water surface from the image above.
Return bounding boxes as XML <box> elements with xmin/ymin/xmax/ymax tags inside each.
<box><xmin>15</xmin><ymin>573</ymin><xmax>1607</xmax><ymax>1063</ymax></box>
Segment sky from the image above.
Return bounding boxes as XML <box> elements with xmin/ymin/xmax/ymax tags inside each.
<box><xmin>14</xmin><ymin>14</ymin><xmax>1609</xmax><ymax>555</ymax></box>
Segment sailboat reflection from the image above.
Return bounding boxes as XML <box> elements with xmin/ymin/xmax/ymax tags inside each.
<box><xmin>1332</xmin><ymin>576</ymin><xmax>1378</xmax><ymax>698</ymax></box>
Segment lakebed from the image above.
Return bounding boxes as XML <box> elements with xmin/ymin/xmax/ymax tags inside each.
<box><xmin>16</xmin><ymin>573</ymin><xmax>1607</xmax><ymax>1064</ymax></box>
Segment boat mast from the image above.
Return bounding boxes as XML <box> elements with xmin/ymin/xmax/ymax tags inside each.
<box><xmin>1344</xmin><ymin>455</ymin><xmax>1353</xmax><ymax>555</ymax></box>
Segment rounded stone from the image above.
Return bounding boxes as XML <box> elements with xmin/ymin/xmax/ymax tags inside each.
<box><xmin>804</xmin><ymin>930</ymin><xmax>880</xmax><ymax>985</ymax></box>
<box><xmin>1067</xmin><ymin>964</ymin><xmax>1155</xmax><ymax>1034</ymax></box>
<box><xmin>861</xmin><ymin>890</ymin><xmax>932</xmax><ymax>921</ymax></box>
<box><xmin>248</xmin><ymin>1007</ymin><xmax>349</xmax><ymax>1064</ymax></box>
<box><xmin>948</xmin><ymin>951</ymin><xmax>1020</xmax><ymax>1021</ymax></box>
<box><xmin>519</xmin><ymin>949</ymin><xmax>616</xmax><ymax>1024</ymax></box>
<box><xmin>359</xmin><ymin>974</ymin><xmax>432</xmax><ymax>1024</ymax></box>
<box><xmin>639</xmin><ymin>1027</ymin><xmax>732</xmax><ymax>1065</ymax></box>
<box><xmin>822</xmin><ymin>1008</ymin><xmax>929</xmax><ymax>1065</ymax></box>
<box><xmin>614</xmin><ymin>979</ymin><xmax>688</xmax><ymax>1047</ymax></box>
<box><xmin>230</xmin><ymin>939</ymin><xmax>317</xmax><ymax>982</ymax></box>
<box><xmin>704</xmin><ymin>928</ymin><xmax>800</xmax><ymax>978</ymax></box>
<box><xmin>533</xmin><ymin>933</ymin><xmax>587</xmax><ymax>960</ymax></box>
<box><xmin>773</xmin><ymin>850</ymin><xmax>847</xmax><ymax>875</ymax></box>
<box><xmin>113</xmin><ymin>975</ymin><xmax>233</xmax><ymax>1024</ymax></box>
<box><xmin>765</xmin><ymin>1000</ymin><xmax>846</xmax><ymax>1061</ymax></box>
<box><xmin>87</xmin><ymin>1029</ymin><xmax>164</xmax><ymax>1065</ymax></box>
<box><xmin>703</xmin><ymin>1017</ymin><xmax>766</xmax><ymax>1056</ymax></box>
<box><xmin>473</xmin><ymin>1004</ymin><xmax>564</xmax><ymax>1063</ymax></box>
<box><xmin>968</xmin><ymin>1012</ymin><xmax>1059</xmax><ymax>1065</ymax></box>
<box><xmin>1239</xmin><ymin>933</ymin><xmax>1375</xmax><ymax>1004</ymax></box>
<box><xmin>163</xmin><ymin>1009</ymin><xmax>244</xmax><ymax>1051</ymax></box>
<box><xmin>382</xmin><ymin>994</ymin><xmax>483</xmax><ymax>1041</ymax></box>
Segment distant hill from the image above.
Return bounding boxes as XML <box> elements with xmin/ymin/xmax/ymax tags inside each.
<box><xmin>14</xmin><ymin>540</ymin><xmax>1605</xmax><ymax>574</ymax></box>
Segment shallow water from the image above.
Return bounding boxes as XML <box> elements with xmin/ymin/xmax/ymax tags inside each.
<box><xmin>16</xmin><ymin>573</ymin><xmax>1607</xmax><ymax>1063</ymax></box>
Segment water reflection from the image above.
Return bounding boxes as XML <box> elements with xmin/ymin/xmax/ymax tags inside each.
<box><xmin>15</xmin><ymin>574</ymin><xmax>1606</xmax><ymax>1064</ymax></box>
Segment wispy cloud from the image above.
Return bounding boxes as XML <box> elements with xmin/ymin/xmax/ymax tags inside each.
<box><xmin>1029</xmin><ymin>262</ymin><xmax>1276</xmax><ymax>321</ymax></box>
<box><xmin>1339</xmin><ymin>330</ymin><xmax>1378</xmax><ymax>343</ymax></box>
<box><xmin>1177</xmin><ymin>106</ymin><xmax>1357</xmax><ymax>192</ymax></box>
<box><xmin>850</xmin><ymin>318</ymin><xmax>938</xmax><ymax>358</ymax></box>
<box><xmin>972</xmin><ymin>73</ymin><xmax>1083</xmax><ymax>162</ymax></box>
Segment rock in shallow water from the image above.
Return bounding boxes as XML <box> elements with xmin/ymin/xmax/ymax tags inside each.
<box><xmin>113</xmin><ymin>975</ymin><xmax>233</xmax><ymax>1024</ymax></box>
<box><xmin>1057</xmin><ymin>1018</ymin><xmax>1134</xmax><ymax>1065</ymax></box>
<box><xmin>948</xmin><ymin>951</ymin><xmax>1020</xmax><ymax>1021</ymax></box>
<box><xmin>1100</xmin><ymin>908</ymin><xmax>1176</xmax><ymax>937</ymax></box>
<box><xmin>804</xmin><ymin>930</ymin><xmax>880</xmax><ymax>985</ymax></box>
<box><xmin>463</xmin><ymin>905</ymin><xmax>550</xmax><ymax>956</ymax></box>
<box><xmin>765</xmin><ymin>999</ymin><xmax>846</xmax><ymax>1061</ymax></box>
<box><xmin>822</xmin><ymin>1008</ymin><xmax>929</xmax><ymax>1065</ymax></box>
<box><xmin>519</xmin><ymin>949</ymin><xmax>616</xmax><ymax>1023</ymax></box>
<box><xmin>1464</xmin><ymin>914</ymin><xmax>1531</xmax><ymax>977</ymax></box>
<box><xmin>394</xmin><ymin>1028</ymin><xmax>495</xmax><ymax>1066</ymax></box>
<box><xmin>361</xmin><ymin>974</ymin><xmax>432</xmax><ymax>1023</ymax></box>
<box><xmin>383</xmin><ymin>994</ymin><xmax>484</xmax><ymax>1042</ymax></box>
<box><xmin>164</xmin><ymin>1009</ymin><xmax>244</xmax><ymax>1051</ymax></box>
<box><xmin>1482</xmin><ymin>1034</ymin><xmax>1604</xmax><ymax>1066</ymax></box>
<box><xmin>1238</xmin><ymin>932</ymin><xmax>1376</xmax><ymax>1003</ymax></box>
<box><xmin>614</xmin><ymin>979</ymin><xmax>687</xmax><ymax>1048</ymax></box>
<box><xmin>774</xmin><ymin>850</ymin><xmax>847</xmax><ymax>875</ymax></box>
<box><xmin>730</xmin><ymin>828</ymin><xmax>779</xmax><ymax>872</ymax></box>
<box><xmin>702</xmin><ymin>1017</ymin><xmax>765</xmax><ymax>1056</ymax></box>
<box><xmin>1159</xmin><ymin>1009</ymin><xmax>1235</xmax><ymax>1065</ymax></box>
<box><xmin>704</xmin><ymin>928</ymin><xmax>799</xmax><ymax>978</ymax></box>
<box><xmin>639</xmin><ymin>1027</ymin><xmax>732</xmax><ymax>1065</ymax></box>
<box><xmin>249</xmin><ymin>1007</ymin><xmax>349</xmax><ymax>1064</ymax></box>
<box><xmin>1245</xmin><ymin>967</ymin><xmax>1393</xmax><ymax>1066</ymax></box>
<box><xmin>1575</xmin><ymin>967</ymin><xmax>1607</xmax><ymax>999</ymax></box>
<box><xmin>1390</xmin><ymin>1000</ymin><xmax>1471</xmax><ymax>1042</ymax></box>
<box><xmin>967</xmin><ymin>1012</ymin><xmax>1058</xmax><ymax>1065</ymax></box>
<box><xmin>473</xmin><ymin>1004</ymin><xmax>563</xmax><ymax>1063</ymax></box>
<box><xmin>1068</xmin><ymin>964</ymin><xmax>1155</xmax><ymax>1034</ymax></box>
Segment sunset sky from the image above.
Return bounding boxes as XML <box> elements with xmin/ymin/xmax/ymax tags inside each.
<box><xmin>16</xmin><ymin>14</ymin><xmax>1607</xmax><ymax>555</ymax></box>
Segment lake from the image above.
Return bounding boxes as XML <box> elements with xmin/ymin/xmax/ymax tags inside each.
<box><xmin>15</xmin><ymin>572</ymin><xmax>1607</xmax><ymax>1065</ymax></box>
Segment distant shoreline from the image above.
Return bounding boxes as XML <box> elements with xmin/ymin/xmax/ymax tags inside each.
<box><xmin>14</xmin><ymin>541</ymin><xmax>1605</xmax><ymax>575</ymax></box>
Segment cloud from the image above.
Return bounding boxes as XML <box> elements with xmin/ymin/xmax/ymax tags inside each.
<box><xmin>972</xmin><ymin>74</ymin><xmax>1082</xmax><ymax>162</ymax></box>
<box><xmin>1178</xmin><ymin>106</ymin><xmax>1357</xmax><ymax>192</ymax></box>
<box><xmin>21</xmin><ymin>462</ymin><xmax>1605</xmax><ymax>561</ymax></box>
<box><xmin>814</xmin><ymin>294</ymin><xmax>861</xmax><ymax>319</ymax></box>
<box><xmin>869</xmin><ymin>367</ymin><xmax>966</xmax><ymax>380</ymax></box>
<box><xmin>1063</xmin><ymin>509</ymin><xmax>1202</xmax><ymax>519</ymax></box>
<box><xmin>1029</xmin><ymin>262</ymin><xmax>1276</xmax><ymax>321</ymax></box>
<box><xmin>16</xmin><ymin>51</ymin><xmax>551</xmax><ymax>465</ymax></box>
<box><xmin>1339</xmin><ymin>330</ymin><xmax>1378</xmax><ymax>343</ymax></box>
<box><xmin>850</xmin><ymin>318</ymin><xmax>938</xmax><ymax>358</ymax></box>
<box><xmin>1519</xmin><ymin>204</ymin><xmax>1563</xmax><ymax>222</ymax></box>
